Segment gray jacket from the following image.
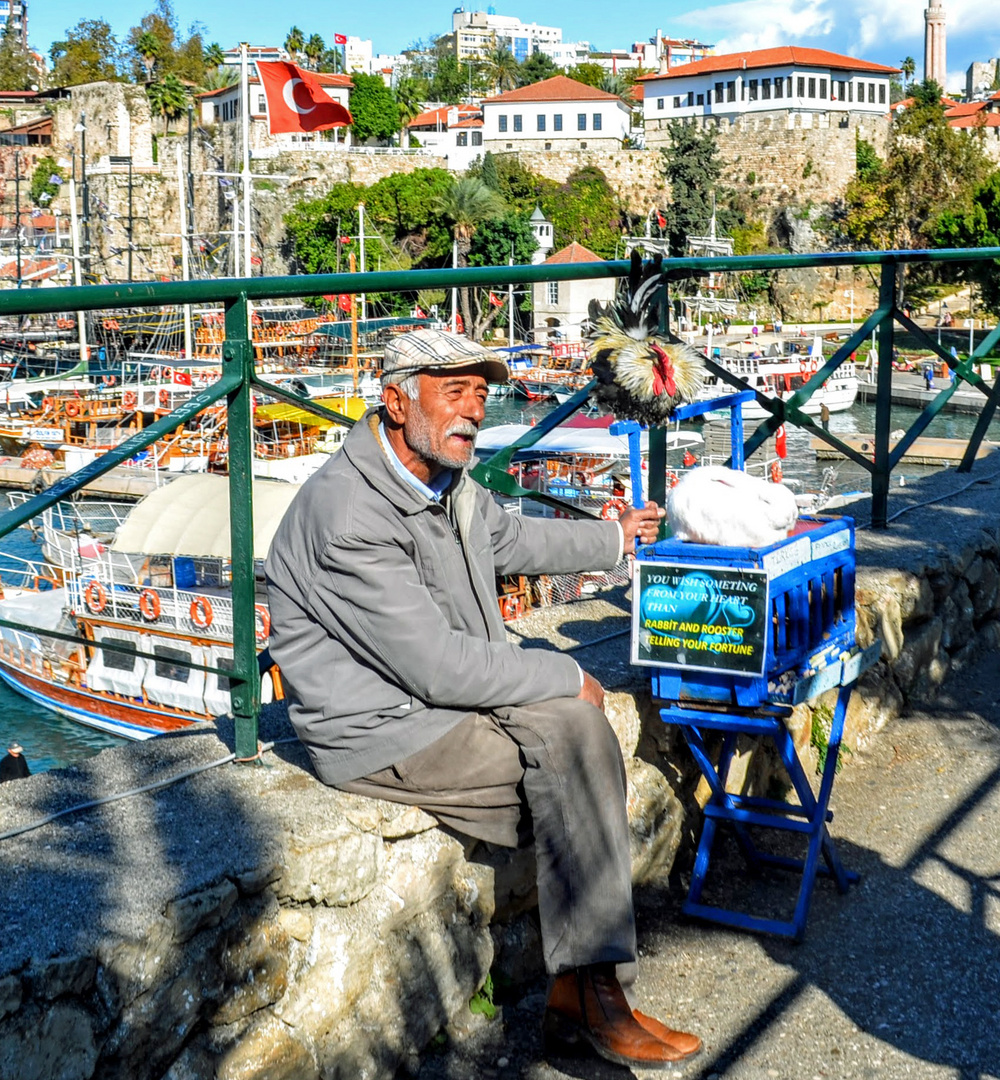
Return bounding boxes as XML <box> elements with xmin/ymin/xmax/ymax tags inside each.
<box><xmin>264</xmin><ymin>411</ymin><xmax>622</xmax><ymax>785</ymax></box>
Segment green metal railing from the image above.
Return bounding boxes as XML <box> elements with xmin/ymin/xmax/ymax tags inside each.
<box><xmin>0</xmin><ymin>248</ymin><xmax>998</xmax><ymax>757</ymax></box>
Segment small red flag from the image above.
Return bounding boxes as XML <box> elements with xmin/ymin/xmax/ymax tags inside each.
<box><xmin>414</xmin><ymin>306</ymin><xmax>427</xmax><ymax>318</ymax></box>
<box><xmin>334</xmin><ymin>33</ymin><xmax>347</xmax><ymax>45</ymax></box>
<box><xmin>656</xmin><ymin>211</ymin><xmax>666</xmax><ymax>228</ymax></box>
<box><xmin>172</xmin><ymin>369</ymin><xmax>193</xmax><ymax>386</ymax></box>
<box><xmin>338</xmin><ymin>294</ymin><xmax>353</xmax><ymax>312</ymax></box>
<box><xmin>488</xmin><ymin>291</ymin><xmax>503</xmax><ymax>308</ymax></box>
<box><xmin>775</xmin><ymin>425</ymin><xmax>787</xmax><ymax>459</ymax></box>
<box><xmin>256</xmin><ymin>61</ymin><xmax>353</xmax><ymax>134</ymax></box>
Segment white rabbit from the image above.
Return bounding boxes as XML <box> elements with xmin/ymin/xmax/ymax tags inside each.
<box><xmin>667</xmin><ymin>466</ymin><xmax>798</xmax><ymax>548</ymax></box>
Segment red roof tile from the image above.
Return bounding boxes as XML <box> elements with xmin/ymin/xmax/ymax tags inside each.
<box><xmin>408</xmin><ymin>104</ymin><xmax>480</xmax><ymax>128</ymax></box>
<box><xmin>484</xmin><ymin>75</ymin><xmax>621</xmax><ymax>104</ymax></box>
<box><xmin>452</xmin><ymin>117</ymin><xmax>484</xmax><ymax>128</ymax></box>
<box><xmin>639</xmin><ymin>46</ymin><xmax>898</xmax><ymax>80</ymax></box>
<box><xmin>944</xmin><ymin>101</ymin><xmax>987</xmax><ymax>117</ymax></box>
<box><xmin>544</xmin><ymin>241</ymin><xmax>604</xmax><ymax>265</ymax></box>
<box><xmin>949</xmin><ymin>112</ymin><xmax>1000</xmax><ymax>128</ymax></box>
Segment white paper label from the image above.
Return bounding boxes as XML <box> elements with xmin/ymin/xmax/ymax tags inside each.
<box><xmin>762</xmin><ymin>536</ymin><xmax>811</xmax><ymax>580</ymax></box>
<box><xmin>812</xmin><ymin>530</ymin><xmax>850</xmax><ymax>561</ymax></box>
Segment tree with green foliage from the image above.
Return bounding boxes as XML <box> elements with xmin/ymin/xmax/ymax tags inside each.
<box><xmin>659</xmin><ymin>120</ymin><xmax>725</xmax><ymax>256</ymax></box>
<box><xmin>285</xmin><ymin>27</ymin><xmax>304</xmax><ymax>63</ymax></box>
<box><xmin>50</xmin><ymin>19</ymin><xmax>122</xmax><ymax>85</ymax></box>
<box><xmin>434</xmin><ymin>177</ymin><xmax>507</xmax><ymax>335</ymax></box>
<box><xmin>0</xmin><ymin>18</ymin><xmax>35</xmax><ymax>90</ymax></box>
<box><xmin>518</xmin><ymin>52</ymin><xmax>559</xmax><ymax>86</ymax></box>
<box><xmin>599</xmin><ymin>73</ymin><xmax>631</xmax><ymax>105</ymax></box>
<box><xmin>485</xmin><ymin>46</ymin><xmax>518</xmax><ymax>94</ymax></box>
<box><xmin>199</xmin><ymin>66</ymin><xmax>238</xmax><ymax>91</ymax></box>
<box><xmin>135</xmin><ymin>31</ymin><xmax>162</xmax><ymax>81</ymax></box>
<box><xmin>349</xmin><ymin>72</ymin><xmax>400</xmax><ymax>144</ymax></box>
<box><xmin>29</xmin><ymin>158</ymin><xmax>63</xmax><ymax>207</ymax></box>
<box><xmin>429</xmin><ymin>54</ymin><xmax>467</xmax><ymax>104</ymax></box>
<box><xmin>394</xmin><ymin>77</ymin><xmax>423</xmax><ymax>148</ymax></box>
<box><xmin>479</xmin><ymin>152</ymin><xmax>501</xmax><ymax>193</ymax></box>
<box><xmin>537</xmin><ymin>166</ymin><xmax>623</xmax><ymax>258</ymax></box>
<box><xmin>304</xmin><ymin>34</ymin><xmax>325</xmax><ymax>71</ymax></box>
<box><xmin>146</xmin><ymin>73</ymin><xmax>188</xmax><ymax>134</ymax></box>
<box><xmin>318</xmin><ymin>47</ymin><xmax>344</xmax><ymax>73</ymax></box>
<box><xmin>933</xmin><ymin>170</ymin><xmax>1000</xmax><ymax>314</ymax></box>
<box><xmin>203</xmin><ymin>41</ymin><xmax>225</xmax><ymax>69</ymax></box>
<box><xmin>464</xmin><ymin>212</ymin><xmax>538</xmax><ymax>338</ymax></box>
<box><xmin>566</xmin><ymin>62</ymin><xmax>605</xmax><ymax>88</ymax></box>
<box><xmin>900</xmin><ymin>56</ymin><xmax>916</xmax><ymax>91</ymax></box>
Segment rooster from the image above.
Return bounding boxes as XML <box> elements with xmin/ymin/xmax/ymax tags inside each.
<box><xmin>587</xmin><ymin>252</ymin><xmax>704</xmax><ymax>426</ymax></box>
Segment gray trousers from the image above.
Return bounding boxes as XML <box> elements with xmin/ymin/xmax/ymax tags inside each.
<box><xmin>338</xmin><ymin>697</ymin><xmax>637</xmax><ymax>977</ymax></box>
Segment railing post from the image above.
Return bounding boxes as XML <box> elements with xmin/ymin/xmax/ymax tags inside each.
<box><xmin>871</xmin><ymin>261</ymin><xmax>897</xmax><ymax>529</ymax></box>
<box><xmin>224</xmin><ymin>293</ymin><xmax>260</xmax><ymax>759</ymax></box>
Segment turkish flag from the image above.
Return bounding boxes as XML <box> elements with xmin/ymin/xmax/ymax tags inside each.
<box><xmin>338</xmin><ymin>294</ymin><xmax>353</xmax><ymax>312</ymax></box>
<box><xmin>257</xmin><ymin>62</ymin><xmax>353</xmax><ymax>134</ymax></box>
<box><xmin>334</xmin><ymin>33</ymin><xmax>347</xmax><ymax>45</ymax></box>
<box><xmin>775</xmin><ymin>424</ymin><xmax>787</xmax><ymax>459</ymax></box>
<box><xmin>172</xmin><ymin>369</ymin><xmax>193</xmax><ymax>386</ymax></box>
<box><xmin>656</xmin><ymin>212</ymin><xmax>666</xmax><ymax>228</ymax></box>
<box><xmin>488</xmin><ymin>292</ymin><xmax>503</xmax><ymax>307</ymax></box>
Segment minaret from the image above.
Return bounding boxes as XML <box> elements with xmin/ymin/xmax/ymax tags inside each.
<box><xmin>924</xmin><ymin>0</ymin><xmax>946</xmax><ymax>91</ymax></box>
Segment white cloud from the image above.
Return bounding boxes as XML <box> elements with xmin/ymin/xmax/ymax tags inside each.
<box><xmin>675</xmin><ymin>0</ymin><xmax>835</xmax><ymax>52</ymax></box>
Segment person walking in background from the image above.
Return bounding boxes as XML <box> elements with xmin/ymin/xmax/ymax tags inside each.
<box><xmin>0</xmin><ymin>742</ymin><xmax>30</xmax><ymax>782</ymax></box>
<box><xmin>820</xmin><ymin>402</ymin><xmax>830</xmax><ymax>432</ymax></box>
<box><xmin>923</xmin><ymin>366</ymin><xmax>934</xmax><ymax>392</ymax></box>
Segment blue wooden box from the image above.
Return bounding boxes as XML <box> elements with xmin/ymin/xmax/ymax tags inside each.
<box><xmin>636</xmin><ymin>515</ymin><xmax>857</xmax><ymax>708</ymax></box>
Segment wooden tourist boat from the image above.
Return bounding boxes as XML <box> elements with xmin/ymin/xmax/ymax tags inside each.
<box><xmin>0</xmin><ymin>475</ymin><xmax>296</xmax><ymax>739</ymax></box>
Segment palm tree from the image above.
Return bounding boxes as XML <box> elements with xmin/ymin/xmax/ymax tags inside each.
<box><xmin>395</xmin><ymin>77</ymin><xmax>423</xmax><ymax>147</ymax></box>
<box><xmin>136</xmin><ymin>31</ymin><xmax>161</xmax><ymax>83</ymax></box>
<box><xmin>199</xmin><ymin>66</ymin><xmax>239</xmax><ymax>92</ymax></box>
<box><xmin>203</xmin><ymin>42</ymin><xmax>225</xmax><ymax>70</ymax></box>
<box><xmin>901</xmin><ymin>56</ymin><xmax>916</xmax><ymax>92</ymax></box>
<box><xmin>147</xmin><ymin>74</ymin><xmax>188</xmax><ymax>135</ymax></box>
<box><xmin>600</xmin><ymin>72</ymin><xmax>631</xmax><ymax>106</ymax></box>
<box><xmin>285</xmin><ymin>26</ymin><xmax>304</xmax><ymax>63</ymax></box>
<box><xmin>433</xmin><ymin>177</ymin><xmax>506</xmax><ymax>337</ymax></box>
<box><xmin>484</xmin><ymin>46</ymin><xmax>518</xmax><ymax>95</ymax></box>
<box><xmin>304</xmin><ymin>34</ymin><xmax>325</xmax><ymax>71</ymax></box>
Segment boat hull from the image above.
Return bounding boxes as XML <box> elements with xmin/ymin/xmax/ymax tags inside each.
<box><xmin>0</xmin><ymin>654</ymin><xmax>209</xmax><ymax>741</ymax></box>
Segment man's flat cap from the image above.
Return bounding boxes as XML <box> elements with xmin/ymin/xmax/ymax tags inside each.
<box><xmin>382</xmin><ymin>328</ymin><xmax>509</xmax><ymax>385</ymax></box>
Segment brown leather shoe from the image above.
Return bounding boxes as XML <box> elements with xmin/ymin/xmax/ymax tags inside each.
<box><xmin>633</xmin><ymin>1009</ymin><xmax>703</xmax><ymax>1059</ymax></box>
<box><xmin>543</xmin><ymin>967</ymin><xmax>692</xmax><ymax>1068</ymax></box>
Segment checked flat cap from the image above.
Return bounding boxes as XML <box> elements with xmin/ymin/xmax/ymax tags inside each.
<box><xmin>382</xmin><ymin>328</ymin><xmax>509</xmax><ymax>385</ymax></box>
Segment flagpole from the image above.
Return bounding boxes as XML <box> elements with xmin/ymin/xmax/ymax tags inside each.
<box><xmin>451</xmin><ymin>238</ymin><xmax>458</xmax><ymax>333</ymax></box>
<box><xmin>68</xmin><ymin>177</ymin><xmax>88</xmax><ymax>368</ymax></box>
<box><xmin>349</xmin><ymin>251</ymin><xmax>359</xmax><ymax>389</ymax></box>
<box><xmin>358</xmin><ymin>202</ymin><xmax>366</xmax><ymax>323</ymax></box>
<box><xmin>508</xmin><ymin>250</ymin><xmax>514</xmax><ymax>345</ymax></box>
<box><xmin>240</xmin><ymin>42</ymin><xmax>252</xmax><ymax>278</ymax></box>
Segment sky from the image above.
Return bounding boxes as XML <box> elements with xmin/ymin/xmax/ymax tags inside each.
<box><xmin>32</xmin><ymin>1</ymin><xmax>1000</xmax><ymax>94</ymax></box>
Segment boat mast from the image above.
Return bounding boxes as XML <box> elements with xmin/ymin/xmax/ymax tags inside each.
<box><xmin>68</xmin><ymin>178</ymin><xmax>89</xmax><ymax>368</ymax></box>
<box><xmin>240</xmin><ymin>43</ymin><xmax>253</xmax><ymax>279</ymax></box>
<box><xmin>176</xmin><ymin>146</ymin><xmax>193</xmax><ymax>360</ymax></box>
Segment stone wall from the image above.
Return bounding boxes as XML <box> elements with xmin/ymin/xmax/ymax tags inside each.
<box><xmin>4</xmin><ymin>463</ymin><xmax>1000</xmax><ymax>1079</ymax></box>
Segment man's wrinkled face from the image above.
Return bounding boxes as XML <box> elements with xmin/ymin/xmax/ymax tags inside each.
<box><xmin>402</xmin><ymin>369</ymin><xmax>489</xmax><ymax>472</ymax></box>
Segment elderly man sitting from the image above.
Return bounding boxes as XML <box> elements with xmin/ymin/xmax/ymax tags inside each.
<box><xmin>265</xmin><ymin>328</ymin><xmax>701</xmax><ymax>1069</ymax></box>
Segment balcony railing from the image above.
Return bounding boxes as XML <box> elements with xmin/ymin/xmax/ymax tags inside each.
<box><xmin>0</xmin><ymin>247</ymin><xmax>998</xmax><ymax>756</ymax></box>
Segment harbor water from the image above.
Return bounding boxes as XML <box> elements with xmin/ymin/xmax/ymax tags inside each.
<box><xmin>4</xmin><ymin>393</ymin><xmax>1000</xmax><ymax>774</ymax></box>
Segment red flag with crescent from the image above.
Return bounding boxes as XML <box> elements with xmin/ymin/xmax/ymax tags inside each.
<box><xmin>256</xmin><ymin>62</ymin><xmax>353</xmax><ymax>134</ymax></box>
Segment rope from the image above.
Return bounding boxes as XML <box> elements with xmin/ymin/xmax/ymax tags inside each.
<box><xmin>857</xmin><ymin>464</ymin><xmax>1000</xmax><ymax>529</ymax></box>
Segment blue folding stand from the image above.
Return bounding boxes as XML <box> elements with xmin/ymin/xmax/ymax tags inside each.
<box><xmin>615</xmin><ymin>396</ymin><xmax>879</xmax><ymax>940</ymax></box>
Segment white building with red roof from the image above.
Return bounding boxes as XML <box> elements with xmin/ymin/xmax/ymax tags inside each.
<box><xmin>482</xmin><ymin>76</ymin><xmax>632</xmax><ymax>151</ymax></box>
<box><xmin>641</xmin><ymin>47</ymin><xmax>898</xmax><ymax>142</ymax></box>
<box><xmin>407</xmin><ymin>104</ymin><xmax>483</xmax><ymax>170</ymax></box>
<box><xmin>195</xmin><ymin>72</ymin><xmax>354</xmax><ymax>151</ymax></box>
<box><xmin>531</xmin><ymin>241</ymin><xmax>615</xmax><ymax>344</ymax></box>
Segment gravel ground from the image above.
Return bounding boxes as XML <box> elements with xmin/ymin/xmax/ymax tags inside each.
<box><xmin>408</xmin><ymin>640</ymin><xmax>1000</xmax><ymax>1080</ymax></box>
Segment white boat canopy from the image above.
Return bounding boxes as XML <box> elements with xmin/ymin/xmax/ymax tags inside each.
<box><xmin>475</xmin><ymin>424</ymin><xmax>702</xmax><ymax>457</ymax></box>
<box><xmin>110</xmin><ymin>473</ymin><xmax>301</xmax><ymax>559</ymax></box>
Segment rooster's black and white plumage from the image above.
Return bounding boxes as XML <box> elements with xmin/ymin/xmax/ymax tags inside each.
<box><xmin>587</xmin><ymin>252</ymin><xmax>703</xmax><ymax>426</ymax></box>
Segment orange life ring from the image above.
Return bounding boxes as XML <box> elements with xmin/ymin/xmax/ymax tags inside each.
<box><xmin>138</xmin><ymin>588</ymin><xmax>161</xmax><ymax>622</ymax></box>
<box><xmin>665</xmin><ymin>470</ymin><xmax>680</xmax><ymax>488</ymax></box>
<box><xmin>102</xmin><ymin>375</ymin><xmax>116</xmax><ymax>387</ymax></box>
<box><xmin>102</xmin><ymin>318</ymin><xmax>121</xmax><ymax>331</ymax></box>
<box><xmin>770</xmin><ymin>460</ymin><xmax>783</xmax><ymax>484</ymax></box>
<box><xmin>190</xmin><ymin>596</ymin><xmax>214</xmax><ymax>630</ymax></box>
<box><xmin>42</xmin><ymin>396</ymin><xmax>54</xmax><ymax>410</ymax></box>
<box><xmin>84</xmin><ymin>580</ymin><xmax>107</xmax><ymax>615</ymax></box>
<box><xmin>500</xmin><ymin>594</ymin><xmax>523</xmax><ymax>621</ymax></box>
<box><xmin>159</xmin><ymin>389</ymin><xmax>170</xmax><ymax>408</ymax></box>
<box><xmin>123</xmin><ymin>390</ymin><xmax>137</xmax><ymax>410</ymax></box>
<box><xmin>64</xmin><ymin>401</ymin><xmax>80</xmax><ymax>418</ymax></box>
<box><xmin>600</xmin><ymin>497</ymin><xmax>629</xmax><ymax>521</ymax></box>
<box><xmin>255</xmin><ymin>604</ymin><xmax>271</xmax><ymax>643</ymax></box>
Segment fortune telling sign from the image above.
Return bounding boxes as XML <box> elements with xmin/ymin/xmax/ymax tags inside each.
<box><xmin>631</xmin><ymin>561</ymin><xmax>770</xmax><ymax>677</ymax></box>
